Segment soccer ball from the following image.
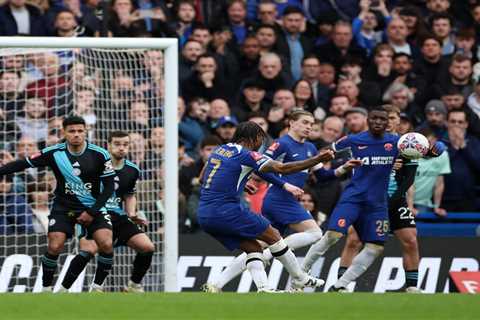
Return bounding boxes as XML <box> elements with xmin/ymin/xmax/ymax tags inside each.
<box><xmin>397</xmin><ymin>132</ymin><xmax>430</xmax><ymax>159</ymax></box>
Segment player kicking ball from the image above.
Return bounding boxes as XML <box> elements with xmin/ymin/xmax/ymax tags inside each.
<box><xmin>203</xmin><ymin>110</ymin><xmax>361</xmax><ymax>292</ymax></box>
<box><xmin>0</xmin><ymin>116</ymin><xmax>115</xmax><ymax>292</ymax></box>
<box><xmin>198</xmin><ymin>121</ymin><xmax>334</xmax><ymax>292</ymax></box>
<box><xmin>59</xmin><ymin>131</ymin><xmax>155</xmax><ymax>293</ymax></box>
<box><xmin>335</xmin><ymin>106</ymin><xmax>445</xmax><ymax>293</ymax></box>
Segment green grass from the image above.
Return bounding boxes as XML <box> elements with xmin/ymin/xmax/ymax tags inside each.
<box><xmin>1</xmin><ymin>293</ymin><xmax>479</xmax><ymax>320</ymax></box>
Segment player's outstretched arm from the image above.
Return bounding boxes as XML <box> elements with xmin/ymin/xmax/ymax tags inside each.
<box><xmin>259</xmin><ymin>149</ymin><xmax>334</xmax><ymax>174</ymax></box>
<box><xmin>0</xmin><ymin>159</ymin><xmax>31</xmax><ymax>177</ymax></box>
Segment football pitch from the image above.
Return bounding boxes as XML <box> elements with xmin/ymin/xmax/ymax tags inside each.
<box><xmin>1</xmin><ymin>293</ymin><xmax>479</xmax><ymax>320</ymax></box>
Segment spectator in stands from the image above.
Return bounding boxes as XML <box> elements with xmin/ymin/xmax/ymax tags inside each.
<box><xmin>467</xmin><ymin>80</ymin><xmax>480</xmax><ymax>118</ymax></box>
<box><xmin>316</xmin><ymin>20</ymin><xmax>367</xmax><ymax>72</ymax></box>
<box><xmin>16</xmin><ymin>97</ymin><xmax>48</xmax><ymax>142</ymax></box>
<box><xmin>0</xmin><ymin>0</ymin><xmax>48</xmax><ymax>36</ymax></box>
<box><xmin>45</xmin><ymin>116</ymin><xmax>63</xmax><ymax>146</ymax></box>
<box><xmin>336</xmin><ymin>79</ymin><xmax>362</xmax><ymax>108</ymax></box>
<box><xmin>398</xmin><ymin>6</ymin><xmax>429</xmax><ymax>46</ymax></box>
<box><xmin>179</xmin><ymin>97</ymin><xmax>210</xmax><ymax>157</ymax></box>
<box><xmin>74</xmin><ymin>88</ymin><xmax>96</xmax><ymax>134</ymax></box>
<box><xmin>329</xmin><ymin>95</ymin><xmax>352</xmax><ymax>118</ymax></box>
<box><xmin>26</xmin><ymin>53</ymin><xmax>69</xmax><ymax>114</ymax></box>
<box><xmin>208</xmin><ymin>98</ymin><xmax>231</xmax><ymax>129</ymax></box>
<box><xmin>179</xmin><ymin>40</ymin><xmax>204</xmax><ymax>83</ymax></box>
<box><xmin>139</xmin><ymin>50</ymin><xmax>164</xmax><ymax>101</ymax></box>
<box><xmin>453</xmin><ymin>28</ymin><xmax>478</xmax><ymax>64</ymax></box>
<box><xmin>247</xmin><ymin>111</ymin><xmax>273</xmax><ymax>149</ymax></box>
<box><xmin>173</xmin><ymin>0</ymin><xmax>197</xmax><ymax>47</ymax></box>
<box><xmin>28</xmin><ymin>182</ymin><xmax>49</xmax><ymax>233</ymax></box>
<box><xmin>352</xmin><ymin>0</ymin><xmax>391</xmax><ymax>56</ymax></box>
<box><xmin>1</xmin><ymin>54</ymin><xmax>28</xmax><ymax>91</ymax></box>
<box><xmin>234</xmin><ymin>79</ymin><xmax>268</xmax><ymax>122</ymax></box>
<box><xmin>441</xmin><ymin>109</ymin><xmax>480</xmax><ymax>212</ymax></box>
<box><xmin>236</xmin><ymin>35</ymin><xmax>262</xmax><ymax>87</ymax></box>
<box><xmin>128</xmin><ymin>101</ymin><xmax>150</xmax><ymax>134</ymax></box>
<box><xmin>255</xmin><ymin>1</ymin><xmax>281</xmax><ymax>32</ymax></box>
<box><xmin>382</xmin><ymin>82</ymin><xmax>422</xmax><ymax>126</ymax></box>
<box><xmin>246</xmin><ymin>52</ymin><xmax>292</xmax><ymax>105</ymax></box>
<box><xmin>472</xmin><ymin>3</ymin><xmax>480</xmax><ymax>44</ymax></box>
<box><xmin>313</xmin><ymin>115</ymin><xmax>344</xmax><ymax>149</ymax></box>
<box><xmin>190</xmin><ymin>24</ymin><xmax>213</xmax><ymax>52</ymax></box>
<box><xmin>398</xmin><ymin>112</ymin><xmax>414</xmax><ymax>135</ymax></box>
<box><xmin>440</xmin><ymin>87</ymin><xmax>480</xmax><ymax>138</ymax></box>
<box><xmin>226</xmin><ymin>0</ymin><xmax>254</xmax><ymax>45</ymax></box>
<box><xmin>344</xmin><ymin>107</ymin><xmax>368</xmax><ymax>134</ymax></box>
<box><xmin>255</xmin><ymin>24</ymin><xmax>279</xmax><ymax>55</ymax></box>
<box><xmin>129</xmin><ymin>132</ymin><xmax>148</xmax><ymax>177</ymax></box>
<box><xmin>301</xmin><ymin>55</ymin><xmax>321</xmax><ymax>104</ymax></box>
<box><xmin>54</xmin><ymin>0</ymin><xmax>100</xmax><ymax>37</ymax></box>
<box><xmin>417</xmin><ymin>99</ymin><xmax>448</xmax><ymax>139</ymax></box>
<box><xmin>433</xmin><ymin>54</ymin><xmax>474</xmax><ymax>99</ymax></box>
<box><xmin>275</xmin><ymin>6</ymin><xmax>313</xmax><ymax>81</ymax></box>
<box><xmin>300</xmin><ymin>187</ymin><xmax>324</xmax><ymax>226</ymax></box>
<box><xmin>385</xmin><ymin>17</ymin><xmax>419</xmax><ymax>59</ymax></box>
<box><xmin>267</xmin><ymin>88</ymin><xmax>295</xmax><ymax>136</ymax></box>
<box><xmin>292</xmin><ymin>79</ymin><xmax>315</xmax><ymax>111</ymax></box>
<box><xmin>0</xmin><ymin>70</ymin><xmax>24</xmax><ymax>119</ymax></box>
<box><xmin>414</xmin><ymin>36</ymin><xmax>450</xmax><ymax>87</ymax></box>
<box><xmin>363</xmin><ymin>44</ymin><xmax>396</xmax><ymax>94</ymax></box>
<box><xmin>52</xmin><ymin>9</ymin><xmax>79</xmax><ymax>37</ymax></box>
<box><xmin>413</xmin><ymin>127</ymin><xmax>451</xmax><ymax>216</ymax></box>
<box><xmin>145</xmin><ymin>126</ymin><xmax>163</xmax><ymax>173</ymax></box>
<box><xmin>180</xmin><ymin>53</ymin><xmax>227</xmax><ymax>104</ymax></box>
<box><xmin>425</xmin><ymin>0</ymin><xmax>451</xmax><ymax>16</ymax></box>
<box><xmin>392</xmin><ymin>52</ymin><xmax>427</xmax><ymax>106</ymax></box>
<box><xmin>0</xmin><ymin>174</ymin><xmax>34</xmax><ymax>234</ymax></box>
<box><xmin>214</xmin><ymin>115</ymin><xmax>238</xmax><ymax>143</ymax></box>
<box><xmin>430</xmin><ymin>13</ymin><xmax>455</xmax><ymax>55</ymax></box>
<box><xmin>316</xmin><ymin>61</ymin><xmax>336</xmax><ymax>109</ymax></box>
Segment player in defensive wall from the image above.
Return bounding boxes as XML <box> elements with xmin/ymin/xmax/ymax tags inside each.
<box><xmin>0</xmin><ymin>115</ymin><xmax>115</xmax><ymax>292</ymax></box>
<box><xmin>59</xmin><ymin>131</ymin><xmax>155</xmax><ymax>293</ymax></box>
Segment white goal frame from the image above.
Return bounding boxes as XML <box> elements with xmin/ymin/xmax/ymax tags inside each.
<box><xmin>0</xmin><ymin>37</ymin><xmax>179</xmax><ymax>292</ymax></box>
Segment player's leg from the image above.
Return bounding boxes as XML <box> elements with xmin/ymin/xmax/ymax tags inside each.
<box><xmin>331</xmin><ymin>242</ymin><xmax>384</xmax><ymax>291</ymax></box>
<box><xmin>60</xmin><ymin>236</ymin><xmax>97</xmax><ymax>291</ymax></box>
<box><xmin>337</xmin><ymin>227</ymin><xmax>363</xmax><ymax>279</ymax></box>
<box><xmin>41</xmin><ymin>212</ymin><xmax>75</xmax><ymax>291</ymax></box>
<box><xmin>257</xmin><ymin>225</ymin><xmax>324</xmax><ymax>289</ymax></box>
<box><xmin>239</xmin><ymin>239</ymin><xmax>270</xmax><ymax>292</ymax></box>
<box><xmin>302</xmin><ymin>202</ymin><xmax>360</xmax><ymax>272</ymax></box>
<box><xmin>126</xmin><ymin>232</ymin><xmax>155</xmax><ymax>292</ymax></box>
<box><xmin>88</xmin><ymin>214</ymin><xmax>114</xmax><ymax>291</ymax></box>
<box><xmin>394</xmin><ymin>228</ymin><xmax>420</xmax><ymax>292</ymax></box>
<box><xmin>331</xmin><ymin>208</ymin><xmax>388</xmax><ymax>291</ymax></box>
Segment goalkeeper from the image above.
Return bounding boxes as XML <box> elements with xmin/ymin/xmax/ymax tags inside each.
<box><xmin>60</xmin><ymin>131</ymin><xmax>155</xmax><ymax>293</ymax></box>
<box><xmin>0</xmin><ymin>116</ymin><xmax>115</xmax><ymax>292</ymax></box>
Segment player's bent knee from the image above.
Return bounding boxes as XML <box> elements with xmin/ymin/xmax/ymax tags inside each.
<box><xmin>96</xmin><ymin>239</ymin><xmax>113</xmax><ymax>253</ymax></box>
<box><xmin>346</xmin><ymin>236</ymin><xmax>363</xmax><ymax>250</ymax></box>
<box><xmin>400</xmin><ymin>236</ymin><xmax>418</xmax><ymax>251</ymax></box>
<box><xmin>260</xmin><ymin>226</ymin><xmax>282</xmax><ymax>245</ymax></box>
<box><xmin>305</xmin><ymin>228</ymin><xmax>323</xmax><ymax>241</ymax></box>
<box><xmin>48</xmin><ymin>242</ymin><xmax>65</xmax><ymax>255</ymax></box>
<box><xmin>139</xmin><ymin>241</ymin><xmax>155</xmax><ymax>254</ymax></box>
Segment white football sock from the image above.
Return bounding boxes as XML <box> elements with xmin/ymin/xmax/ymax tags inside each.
<box><xmin>269</xmin><ymin>239</ymin><xmax>305</xmax><ymax>281</ymax></box>
<box><xmin>334</xmin><ymin>244</ymin><xmax>383</xmax><ymax>289</ymax></box>
<box><xmin>214</xmin><ymin>252</ymin><xmax>247</xmax><ymax>289</ymax></box>
<box><xmin>245</xmin><ymin>252</ymin><xmax>268</xmax><ymax>290</ymax></box>
<box><xmin>302</xmin><ymin>231</ymin><xmax>341</xmax><ymax>272</ymax></box>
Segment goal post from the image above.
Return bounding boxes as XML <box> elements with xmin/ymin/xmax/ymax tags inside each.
<box><xmin>0</xmin><ymin>37</ymin><xmax>178</xmax><ymax>292</ymax></box>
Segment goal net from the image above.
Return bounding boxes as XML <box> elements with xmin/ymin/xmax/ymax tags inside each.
<box><xmin>0</xmin><ymin>38</ymin><xmax>178</xmax><ymax>292</ymax></box>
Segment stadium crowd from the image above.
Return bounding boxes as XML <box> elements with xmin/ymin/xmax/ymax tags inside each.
<box><xmin>0</xmin><ymin>0</ymin><xmax>480</xmax><ymax>234</ymax></box>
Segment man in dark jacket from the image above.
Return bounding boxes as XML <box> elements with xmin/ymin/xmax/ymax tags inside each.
<box><xmin>0</xmin><ymin>0</ymin><xmax>48</xmax><ymax>36</ymax></box>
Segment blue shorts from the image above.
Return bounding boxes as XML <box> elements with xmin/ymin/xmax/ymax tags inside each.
<box><xmin>262</xmin><ymin>196</ymin><xmax>312</xmax><ymax>235</ymax></box>
<box><xmin>327</xmin><ymin>201</ymin><xmax>389</xmax><ymax>243</ymax></box>
<box><xmin>197</xmin><ymin>202</ymin><xmax>271</xmax><ymax>251</ymax></box>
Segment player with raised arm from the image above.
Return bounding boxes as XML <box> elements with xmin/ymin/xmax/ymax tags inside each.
<box><xmin>335</xmin><ymin>105</ymin><xmax>445</xmax><ymax>292</ymax></box>
<box><xmin>203</xmin><ymin>110</ymin><xmax>361</xmax><ymax>292</ymax></box>
<box><xmin>0</xmin><ymin>116</ymin><xmax>115</xmax><ymax>292</ymax></box>
<box><xmin>198</xmin><ymin>121</ymin><xmax>334</xmax><ymax>292</ymax></box>
<box><xmin>59</xmin><ymin>131</ymin><xmax>155</xmax><ymax>293</ymax></box>
<box><xmin>301</xmin><ymin>106</ymin><xmax>400</xmax><ymax>292</ymax></box>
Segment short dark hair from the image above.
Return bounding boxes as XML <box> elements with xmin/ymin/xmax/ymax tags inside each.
<box><xmin>420</xmin><ymin>34</ymin><xmax>442</xmax><ymax>47</ymax></box>
<box><xmin>62</xmin><ymin>115</ymin><xmax>86</xmax><ymax>128</ymax></box>
<box><xmin>282</xmin><ymin>5</ymin><xmax>304</xmax><ymax>17</ymax></box>
<box><xmin>369</xmin><ymin>105</ymin><xmax>388</xmax><ymax>114</ymax></box>
<box><xmin>247</xmin><ymin>111</ymin><xmax>266</xmax><ymax>120</ymax></box>
<box><xmin>447</xmin><ymin>109</ymin><xmax>468</xmax><ymax>121</ymax></box>
<box><xmin>108</xmin><ymin>130</ymin><xmax>130</xmax><ymax>143</ymax></box>
<box><xmin>231</xmin><ymin>121</ymin><xmax>266</xmax><ymax>144</ymax></box>
<box><xmin>200</xmin><ymin>135</ymin><xmax>222</xmax><ymax>149</ymax></box>
<box><xmin>393</xmin><ymin>52</ymin><xmax>412</xmax><ymax>61</ymax></box>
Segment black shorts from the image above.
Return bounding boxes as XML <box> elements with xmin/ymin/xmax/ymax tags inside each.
<box><xmin>111</xmin><ymin>214</ymin><xmax>144</xmax><ymax>247</ymax></box>
<box><xmin>388</xmin><ymin>200</ymin><xmax>416</xmax><ymax>232</ymax></box>
<box><xmin>48</xmin><ymin>210</ymin><xmax>113</xmax><ymax>238</ymax></box>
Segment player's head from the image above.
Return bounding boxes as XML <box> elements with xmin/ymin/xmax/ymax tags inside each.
<box><xmin>287</xmin><ymin>109</ymin><xmax>315</xmax><ymax>140</ymax></box>
<box><xmin>382</xmin><ymin>104</ymin><xmax>401</xmax><ymax>133</ymax></box>
<box><xmin>231</xmin><ymin>121</ymin><xmax>266</xmax><ymax>151</ymax></box>
<box><xmin>62</xmin><ymin>115</ymin><xmax>87</xmax><ymax>146</ymax></box>
<box><xmin>108</xmin><ymin>131</ymin><xmax>130</xmax><ymax>160</ymax></box>
<box><xmin>368</xmin><ymin>106</ymin><xmax>388</xmax><ymax>136</ymax></box>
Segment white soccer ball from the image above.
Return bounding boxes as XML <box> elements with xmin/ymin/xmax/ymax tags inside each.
<box><xmin>397</xmin><ymin>132</ymin><xmax>430</xmax><ymax>159</ymax></box>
